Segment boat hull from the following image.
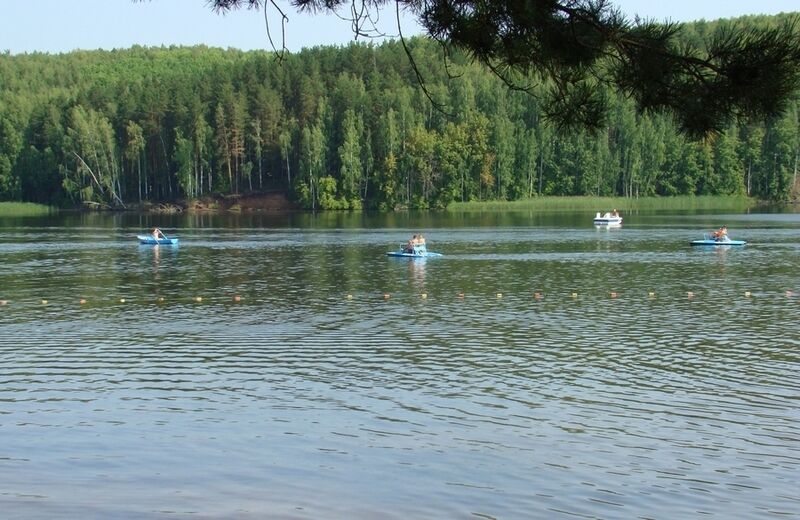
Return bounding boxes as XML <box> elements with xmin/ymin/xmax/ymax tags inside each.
<box><xmin>690</xmin><ymin>239</ymin><xmax>745</xmax><ymax>246</ymax></box>
<box><xmin>593</xmin><ymin>218</ymin><xmax>622</xmax><ymax>226</ymax></box>
<box><xmin>387</xmin><ymin>242</ymin><xmax>441</xmax><ymax>258</ymax></box>
<box><xmin>387</xmin><ymin>251</ymin><xmax>442</xmax><ymax>258</ymax></box>
<box><xmin>138</xmin><ymin>235</ymin><xmax>179</xmax><ymax>245</ymax></box>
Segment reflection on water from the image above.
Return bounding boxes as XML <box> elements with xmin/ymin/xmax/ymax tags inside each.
<box><xmin>1</xmin><ymin>210</ymin><xmax>799</xmax><ymax>519</ymax></box>
<box><xmin>140</xmin><ymin>242</ymin><xmax>180</xmax><ymax>282</ymax></box>
<box><xmin>394</xmin><ymin>256</ymin><xmax>428</xmax><ymax>290</ymax></box>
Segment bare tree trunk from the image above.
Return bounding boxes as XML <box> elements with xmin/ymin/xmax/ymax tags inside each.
<box><xmin>72</xmin><ymin>152</ymin><xmax>126</xmax><ymax>208</ymax></box>
<box><xmin>747</xmin><ymin>158</ymin><xmax>752</xmax><ymax>196</ymax></box>
<box><xmin>159</xmin><ymin>133</ymin><xmax>172</xmax><ymax>197</ymax></box>
<box><xmin>538</xmin><ymin>153</ymin><xmax>543</xmax><ymax>196</ymax></box>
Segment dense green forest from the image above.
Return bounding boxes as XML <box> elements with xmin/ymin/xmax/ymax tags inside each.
<box><xmin>0</xmin><ymin>14</ymin><xmax>798</xmax><ymax>209</ymax></box>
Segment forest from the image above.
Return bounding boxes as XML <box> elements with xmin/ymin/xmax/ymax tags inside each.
<box><xmin>0</xmin><ymin>13</ymin><xmax>798</xmax><ymax>210</ymax></box>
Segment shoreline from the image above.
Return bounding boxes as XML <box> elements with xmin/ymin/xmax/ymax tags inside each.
<box><xmin>87</xmin><ymin>191</ymin><xmax>299</xmax><ymax>214</ymax></box>
<box><xmin>3</xmin><ymin>194</ymin><xmax>797</xmax><ymax>217</ymax></box>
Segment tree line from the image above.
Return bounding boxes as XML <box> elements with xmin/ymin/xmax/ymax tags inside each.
<box><xmin>0</xmin><ymin>14</ymin><xmax>798</xmax><ymax>210</ymax></box>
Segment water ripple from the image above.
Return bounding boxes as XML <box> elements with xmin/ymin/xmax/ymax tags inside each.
<box><xmin>1</xmin><ymin>217</ymin><xmax>799</xmax><ymax>518</ymax></box>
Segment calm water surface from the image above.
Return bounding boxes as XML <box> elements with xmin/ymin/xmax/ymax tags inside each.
<box><xmin>1</xmin><ymin>210</ymin><xmax>799</xmax><ymax>519</ymax></box>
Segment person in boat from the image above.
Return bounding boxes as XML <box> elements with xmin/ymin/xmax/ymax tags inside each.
<box><xmin>712</xmin><ymin>225</ymin><xmax>728</xmax><ymax>241</ymax></box>
<box><xmin>403</xmin><ymin>233</ymin><xmax>427</xmax><ymax>252</ymax></box>
<box><xmin>152</xmin><ymin>227</ymin><xmax>165</xmax><ymax>240</ymax></box>
<box><xmin>611</xmin><ymin>209</ymin><xmax>619</xmax><ymax>218</ymax></box>
<box><xmin>404</xmin><ymin>234</ymin><xmax>418</xmax><ymax>253</ymax></box>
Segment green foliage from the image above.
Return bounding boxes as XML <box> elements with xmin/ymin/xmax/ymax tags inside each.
<box><xmin>0</xmin><ymin>116</ymin><xmax>22</xmax><ymax>199</ymax></box>
<box><xmin>213</xmin><ymin>1</ymin><xmax>800</xmax><ymax>136</ymax></box>
<box><xmin>0</xmin><ymin>201</ymin><xmax>53</xmax><ymax>216</ymax></box>
<box><xmin>338</xmin><ymin>109</ymin><xmax>362</xmax><ymax>201</ymax></box>
<box><xmin>172</xmin><ymin>128</ymin><xmax>194</xmax><ymax>196</ymax></box>
<box><xmin>0</xmin><ymin>16</ymin><xmax>799</xmax><ymax>210</ymax></box>
<box><xmin>61</xmin><ymin>105</ymin><xmax>122</xmax><ymax>206</ymax></box>
<box><xmin>316</xmin><ymin>176</ymin><xmax>345</xmax><ymax>210</ymax></box>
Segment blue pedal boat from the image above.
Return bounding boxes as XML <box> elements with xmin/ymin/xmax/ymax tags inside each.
<box><xmin>690</xmin><ymin>234</ymin><xmax>745</xmax><ymax>247</ymax></box>
<box><xmin>138</xmin><ymin>234</ymin><xmax>179</xmax><ymax>246</ymax></box>
<box><xmin>387</xmin><ymin>243</ymin><xmax>442</xmax><ymax>258</ymax></box>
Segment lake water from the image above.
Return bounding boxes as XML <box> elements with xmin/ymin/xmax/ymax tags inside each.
<box><xmin>1</xmin><ymin>209</ymin><xmax>798</xmax><ymax>519</ymax></box>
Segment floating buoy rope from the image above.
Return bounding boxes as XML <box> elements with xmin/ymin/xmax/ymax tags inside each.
<box><xmin>2</xmin><ymin>289</ymin><xmax>796</xmax><ymax>309</ymax></box>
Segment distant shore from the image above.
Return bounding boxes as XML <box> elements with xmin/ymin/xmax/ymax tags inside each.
<box><xmin>136</xmin><ymin>191</ymin><xmax>298</xmax><ymax>214</ymax></box>
<box><xmin>446</xmin><ymin>195</ymin><xmax>763</xmax><ymax>212</ymax></box>
<box><xmin>2</xmin><ymin>194</ymin><xmax>791</xmax><ymax>216</ymax></box>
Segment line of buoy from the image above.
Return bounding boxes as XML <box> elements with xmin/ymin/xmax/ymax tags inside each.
<box><xmin>345</xmin><ymin>290</ymin><xmax>793</xmax><ymax>301</ymax></box>
<box><xmin>0</xmin><ymin>296</ymin><xmax>248</xmax><ymax>306</ymax></box>
<box><xmin>3</xmin><ymin>290</ymin><xmax>797</xmax><ymax>308</ymax></box>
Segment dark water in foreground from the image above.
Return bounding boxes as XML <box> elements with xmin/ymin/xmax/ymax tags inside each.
<box><xmin>1</xmin><ymin>210</ymin><xmax>798</xmax><ymax>519</ymax></box>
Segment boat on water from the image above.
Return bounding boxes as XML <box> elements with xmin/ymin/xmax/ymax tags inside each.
<box><xmin>594</xmin><ymin>211</ymin><xmax>622</xmax><ymax>226</ymax></box>
<box><xmin>387</xmin><ymin>243</ymin><xmax>442</xmax><ymax>258</ymax></box>
<box><xmin>138</xmin><ymin>234</ymin><xmax>179</xmax><ymax>246</ymax></box>
<box><xmin>690</xmin><ymin>234</ymin><xmax>745</xmax><ymax>247</ymax></box>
